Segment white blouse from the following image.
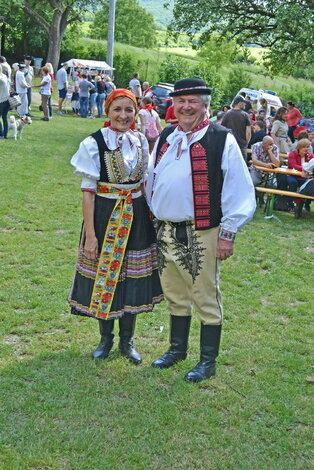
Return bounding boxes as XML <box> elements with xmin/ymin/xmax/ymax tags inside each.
<box><xmin>146</xmin><ymin>125</ymin><xmax>256</xmax><ymax>233</ymax></box>
<box><xmin>71</xmin><ymin>127</ymin><xmax>149</xmax><ymax>190</ymax></box>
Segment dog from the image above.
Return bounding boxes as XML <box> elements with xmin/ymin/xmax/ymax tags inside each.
<box><xmin>8</xmin><ymin>115</ymin><xmax>32</xmax><ymax>140</ymax></box>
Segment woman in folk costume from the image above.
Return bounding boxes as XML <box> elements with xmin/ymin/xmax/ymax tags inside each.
<box><xmin>68</xmin><ymin>89</ymin><xmax>163</xmax><ymax>363</ymax></box>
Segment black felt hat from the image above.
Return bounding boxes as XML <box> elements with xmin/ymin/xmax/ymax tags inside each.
<box><xmin>169</xmin><ymin>78</ymin><xmax>211</xmax><ymax>97</ymax></box>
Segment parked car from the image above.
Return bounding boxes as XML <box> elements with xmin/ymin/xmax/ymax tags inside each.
<box><xmin>150</xmin><ymin>82</ymin><xmax>174</xmax><ymax>118</ymax></box>
<box><xmin>293</xmin><ymin>117</ymin><xmax>314</xmax><ymax>137</ymax></box>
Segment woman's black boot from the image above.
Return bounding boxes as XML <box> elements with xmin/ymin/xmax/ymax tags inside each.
<box><xmin>91</xmin><ymin>319</ymin><xmax>114</xmax><ymax>359</ymax></box>
<box><xmin>184</xmin><ymin>324</ymin><xmax>222</xmax><ymax>382</ymax></box>
<box><xmin>152</xmin><ymin>315</ymin><xmax>191</xmax><ymax>368</ymax></box>
<box><xmin>119</xmin><ymin>314</ymin><xmax>142</xmax><ymax>364</ymax></box>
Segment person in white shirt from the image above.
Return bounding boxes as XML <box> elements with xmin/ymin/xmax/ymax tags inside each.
<box><xmin>15</xmin><ymin>63</ymin><xmax>29</xmax><ymax>117</ymax></box>
<box><xmin>24</xmin><ymin>55</ymin><xmax>34</xmax><ymax>115</ymax></box>
<box><xmin>146</xmin><ymin>78</ymin><xmax>256</xmax><ymax>383</ymax></box>
<box><xmin>32</xmin><ymin>66</ymin><xmax>51</xmax><ymax>121</ymax></box>
<box><xmin>142</xmin><ymin>82</ymin><xmax>153</xmax><ymax>99</ymax></box>
<box><xmin>56</xmin><ymin>63</ymin><xmax>69</xmax><ymax>114</ymax></box>
<box><xmin>68</xmin><ymin>88</ymin><xmax>163</xmax><ymax>364</ymax></box>
<box><xmin>129</xmin><ymin>72</ymin><xmax>142</xmax><ymax>105</ymax></box>
<box><xmin>0</xmin><ymin>64</ymin><xmax>10</xmax><ymax>139</ymax></box>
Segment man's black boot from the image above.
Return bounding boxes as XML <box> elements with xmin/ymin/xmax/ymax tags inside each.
<box><xmin>184</xmin><ymin>324</ymin><xmax>222</xmax><ymax>382</ymax></box>
<box><xmin>119</xmin><ymin>314</ymin><xmax>142</xmax><ymax>364</ymax></box>
<box><xmin>152</xmin><ymin>315</ymin><xmax>191</xmax><ymax>368</ymax></box>
<box><xmin>91</xmin><ymin>319</ymin><xmax>114</xmax><ymax>359</ymax></box>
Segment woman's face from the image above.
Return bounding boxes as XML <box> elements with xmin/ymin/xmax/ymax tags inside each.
<box><xmin>282</xmin><ymin>112</ymin><xmax>288</xmax><ymax>121</ymax></box>
<box><xmin>107</xmin><ymin>97</ymin><xmax>136</xmax><ymax>132</ymax></box>
<box><xmin>299</xmin><ymin>145</ymin><xmax>310</xmax><ymax>157</ymax></box>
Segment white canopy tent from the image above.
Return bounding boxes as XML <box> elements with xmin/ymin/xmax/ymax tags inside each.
<box><xmin>63</xmin><ymin>58</ymin><xmax>114</xmax><ymax>71</ymax></box>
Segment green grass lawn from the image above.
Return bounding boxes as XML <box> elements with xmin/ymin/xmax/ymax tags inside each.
<box><xmin>0</xmin><ymin>106</ymin><xmax>313</xmax><ymax>469</ymax></box>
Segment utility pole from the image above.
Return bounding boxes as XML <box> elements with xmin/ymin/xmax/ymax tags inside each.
<box><xmin>106</xmin><ymin>0</ymin><xmax>116</xmax><ymax>77</ymax></box>
<box><xmin>0</xmin><ymin>17</ymin><xmax>4</xmax><ymax>56</ymax></box>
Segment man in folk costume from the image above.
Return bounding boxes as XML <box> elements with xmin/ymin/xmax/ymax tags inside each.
<box><xmin>146</xmin><ymin>78</ymin><xmax>256</xmax><ymax>382</ymax></box>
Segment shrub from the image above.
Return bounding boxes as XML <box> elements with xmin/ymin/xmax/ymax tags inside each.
<box><xmin>189</xmin><ymin>61</ymin><xmax>224</xmax><ymax>108</ymax></box>
<box><xmin>158</xmin><ymin>55</ymin><xmax>192</xmax><ymax>83</ymax></box>
<box><xmin>223</xmin><ymin>68</ymin><xmax>251</xmax><ymax>102</ymax></box>
<box><xmin>113</xmin><ymin>52</ymin><xmax>142</xmax><ymax>88</ymax></box>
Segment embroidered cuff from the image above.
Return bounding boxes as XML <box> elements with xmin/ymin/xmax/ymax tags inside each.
<box><xmin>219</xmin><ymin>228</ymin><xmax>236</xmax><ymax>242</ymax></box>
<box><xmin>81</xmin><ymin>188</ymin><xmax>96</xmax><ymax>193</ymax></box>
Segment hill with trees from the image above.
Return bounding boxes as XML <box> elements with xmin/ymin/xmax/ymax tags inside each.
<box><xmin>138</xmin><ymin>0</ymin><xmax>174</xmax><ymax>26</ymax></box>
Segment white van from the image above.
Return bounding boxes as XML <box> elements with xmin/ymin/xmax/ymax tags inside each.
<box><xmin>232</xmin><ymin>88</ymin><xmax>283</xmax><ymax>117</ymax></box>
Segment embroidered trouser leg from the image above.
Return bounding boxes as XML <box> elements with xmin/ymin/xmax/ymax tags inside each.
<box><xmin>157</xmin><ymin>222</ymin><xmax>223</xmax><ymax>325</ymax></box>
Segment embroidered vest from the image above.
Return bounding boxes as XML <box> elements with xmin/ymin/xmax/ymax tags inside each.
<box><xmin>155</xmin><ymin>123</ymin><xmax>229</xmax><ymax>230</ymax></box>
<box><xmin>91</xmin><ymin>129</ymin><xmax>143</xmax><ymax>184</ymax></box>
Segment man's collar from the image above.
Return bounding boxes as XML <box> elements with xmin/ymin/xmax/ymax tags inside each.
<box><xmin>177</xmin><ymin>117</ymin><xmax>210</xmax><ymax>134</ymax></box>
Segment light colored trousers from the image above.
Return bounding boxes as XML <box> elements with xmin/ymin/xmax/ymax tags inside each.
<box><xmin>157</xmin><ymin>222</ymin><xmax>223</xmax><ymax>325</ymax></box>
<box><xmin>17</xmin><ymin>93</ymin><xmax>28</xmax><ymax>117</ymax></box>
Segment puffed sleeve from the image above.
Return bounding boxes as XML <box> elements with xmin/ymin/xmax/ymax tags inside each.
<box><xmin>70</xmin><ymin>136</ymin><xmax>101</xmax><ymax>190</ymax></box>
<box><xmin>220</xmin><ymin>133</ymin><xmax>256</xmax><ymax>234</ymax></box>
<box><xmin>138</xmin><ymin>131</ymin><xmax>150</xmax><ymax>175</ymax></box>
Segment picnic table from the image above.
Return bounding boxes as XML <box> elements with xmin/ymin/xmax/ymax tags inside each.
<box><xmin>253</xmin><ymin>165</ymin><xmax>303</xmax><ymax>178</ymax></box>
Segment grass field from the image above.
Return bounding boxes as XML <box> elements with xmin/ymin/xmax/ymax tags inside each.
<box><xmin>0</xmin><ymin>104</ymin><xmax>313</xmax><ymax>469</ymax></box>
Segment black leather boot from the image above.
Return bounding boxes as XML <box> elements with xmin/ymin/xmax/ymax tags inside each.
<box><xmin>152</xmin><ymin>315</ymin><xmax>191</xmax><ymax>368</ymax></box>
<box><xmin>184</xmin><ymin>324</ymin><xmax>222</xmax><ymax>382</ymax></box>
<box><xmin>91</xmin><ymin>319</ymin><xmax>114</xmax><ymax>359</ymax></box>
<box><xmin>119</xmin><ymin>314</ymin><xmax>142</xmax><ymax>364</ymax></box>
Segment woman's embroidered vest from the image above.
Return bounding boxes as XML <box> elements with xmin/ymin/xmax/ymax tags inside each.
<box><xmin>91</xmin><ymin>129</ymin><xmax>143</xmax><ymax>184</ymax></box>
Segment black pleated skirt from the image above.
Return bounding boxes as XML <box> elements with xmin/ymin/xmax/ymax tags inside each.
<box><xmin>68</xmin><ymin>194</ymin><xmax>163</xmax><ymax>320</ymax></box>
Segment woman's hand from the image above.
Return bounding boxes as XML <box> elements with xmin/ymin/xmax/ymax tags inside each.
<box><xmin>84</xmin><ymin>235</ymin><xmax>98</xmax><ymax>260</ymax></box>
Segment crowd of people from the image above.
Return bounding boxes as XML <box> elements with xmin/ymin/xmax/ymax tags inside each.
<box><xmin>0</xmin><ymin>55</ymin><xmax>118</xmax><ymax>136</ymax></box>
<box><xmin>210</xmin><ymin>93</ymin><xmax>314</xmax><ymax>207</ymax></box>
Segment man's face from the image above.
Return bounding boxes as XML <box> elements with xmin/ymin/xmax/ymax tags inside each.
<box><xmin>24</xmin><ymin>59</ymin><xmax>31</xmax><ymax>66</ymax></box>
<box><xmin>173</xmin><ymin>94</ymin><xmax>206</xmax><ymax>131</ymax></box>
<box><xmin>142</xmin><ymin>83</ymin><xmax>148</xmax><ymax>90</ymax></box>
<box><xmin>259</xmin><ymin>111</ymin><xmax>266</xmax><ymax>119</ymax></box>
<box><xmin>262</xmin><ymin>138</ymin><xmax>274</xmax><ymax>152</ymax></box>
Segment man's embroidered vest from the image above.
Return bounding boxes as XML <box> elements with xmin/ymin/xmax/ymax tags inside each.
<box><xmin>155</xmin><ymin>123</ymin><xmax>229</xmax><ymax>230</ymax></box>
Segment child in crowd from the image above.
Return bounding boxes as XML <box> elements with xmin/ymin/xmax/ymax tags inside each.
<box><xmin>71</xmin><ymin>85</ymin><xmax>80</xmax><ymax>116</ymax></box>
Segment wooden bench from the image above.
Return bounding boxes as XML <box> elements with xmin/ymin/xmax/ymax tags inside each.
<box><xmin>255</xmin><ymin>187</ymin><xmax>314</xmax><ymax>218</ymax></box>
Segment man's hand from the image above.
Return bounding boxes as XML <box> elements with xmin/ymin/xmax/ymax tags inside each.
<box><xmin>216</xmin><ymin>238</ymin><xmax>234</xmax><ymax>260</ymax></box>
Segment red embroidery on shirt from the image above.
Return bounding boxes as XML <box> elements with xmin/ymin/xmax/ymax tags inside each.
<box><xmin>190</xmin><ymin>141</ymin><xmax>211</xmax><ymax>230</ymax></box>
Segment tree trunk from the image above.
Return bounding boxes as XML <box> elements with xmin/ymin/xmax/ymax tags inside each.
<box><xmin>47</xmin><ymin>30</ymin><xmax>62</xmax><ymax>72</ymax></box>
<box><xmin>46</xmin><ymin>10</ymin><xmax>63</xmax><ymax>72</ymax></box>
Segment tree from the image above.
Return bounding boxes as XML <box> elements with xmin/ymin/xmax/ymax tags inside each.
<box><xmin>197</xmin><ymin>35</ymin><xmax>239</xmax><ymax>68</ymax></box>
<box><xmin>167</xmin><ymin>0</ymin><xmax>314</xmax><ymax>74</ymax></box>
<box><xmin>0</xmin><ymin>0</ymin><xmax>100</xmax><ymax>71</ymax></box>
<box><xmin>90</xmin><ymin>0</ymin><xmax>157</xmax><ymax>49</ymax></box>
